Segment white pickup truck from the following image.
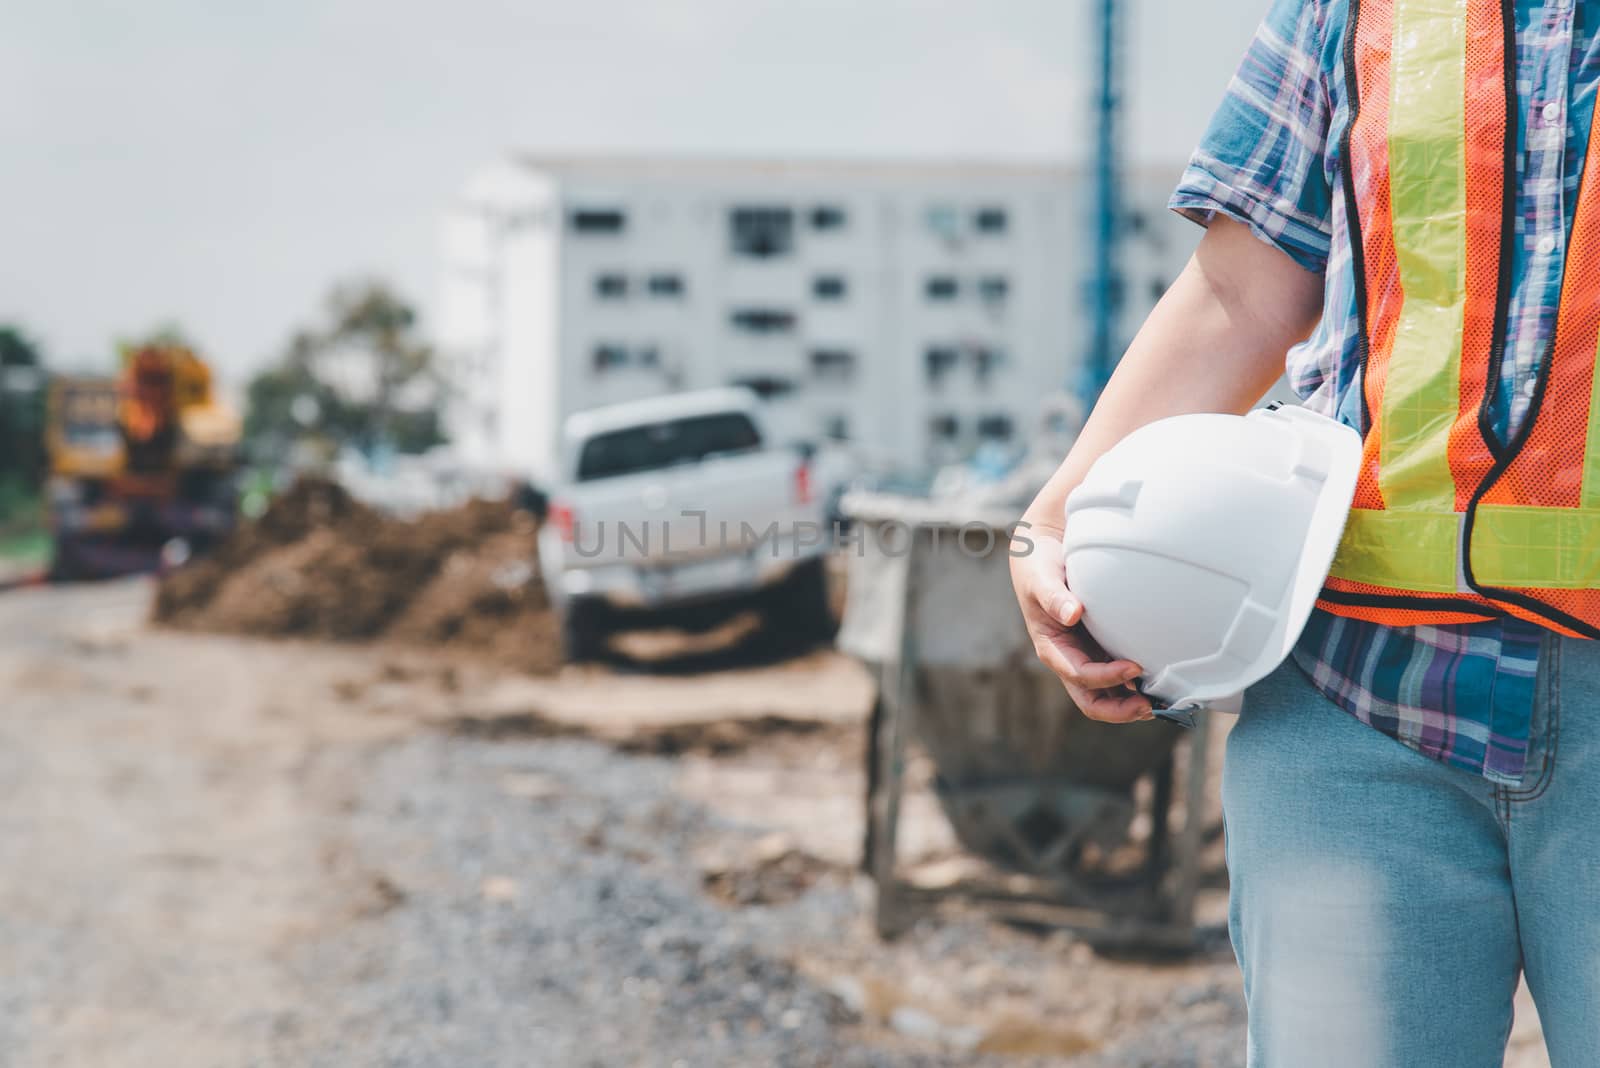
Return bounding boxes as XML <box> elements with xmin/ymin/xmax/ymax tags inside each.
<box><xmin>538</xmin><ymin>388</ymin><xmax>835</xmax><ymax>660</ymax></box>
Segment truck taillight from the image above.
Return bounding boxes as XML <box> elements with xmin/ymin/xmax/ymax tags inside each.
<box><xmin>793</xmin><ymin>462</ymin><xmax>813</xmax><ymax>506</ymax></box>
<box><xmin>548</xmin><ymin>501</ymin><xmax>577</xmax><ymax>542</ymax></box>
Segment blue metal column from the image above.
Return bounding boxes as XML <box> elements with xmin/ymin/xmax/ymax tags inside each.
<box><xmin>1083</xmin><ymin>0</ymin><xmax>1124</xmax><ymax>405</ymax></box>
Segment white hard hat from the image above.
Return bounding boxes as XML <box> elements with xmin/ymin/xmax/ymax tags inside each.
<box><xmin>1061</xmin><ymin>405</ymin><xmax>1361</xmax><ymax>711</ymax></box>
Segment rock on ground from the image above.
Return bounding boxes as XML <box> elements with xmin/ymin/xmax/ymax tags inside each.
<box><xmin>0</xmin><ymin>580</ymin><xmax>1553</xmax><ymax>1067</ymax></box>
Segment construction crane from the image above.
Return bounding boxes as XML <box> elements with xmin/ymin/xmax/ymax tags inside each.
<box><xmin>1083</xmin><ymin>0</ymin><xmax>1126</xmax><ymax>406</ymax></box>
<box><xmin>44</xmin><ymin>342</ymin><xmax>241</xmax><ymax>579</ymax></box>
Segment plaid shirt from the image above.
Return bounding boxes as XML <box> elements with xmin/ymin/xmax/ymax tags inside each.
<box><xmin>1170</xmin><ymin>0</ymin><xmax>1600</xmax><ymax>784</ymax></box>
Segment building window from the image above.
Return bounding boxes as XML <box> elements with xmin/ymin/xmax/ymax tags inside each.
<box><xmin>810</xmin><ymin>348</ymin><xmax>856</xmax><ymax>382</ymax></box>
<box><xmin>729</xmin><ymin>375</ymin><xmax>797</xmax><ymax>399</ymax></box>
<box><xmin>591</xmin><ymin>343</ymin><xmax>661</xmax><ymax>374</ymax></box>
<box><xmin>648</xmin><ymin>273</ymin><xmax>686</xmax><ymax>298</ymax></box>
<box><xmin>811</xmin><ymin>205</ymin><xmax>848</xmax><ymax>231</ymax></box>
<box><xmin>729</xmin><ymin>308</ymin><xmax>797</xmax><ymax>334</ymax></box>
<box><xmin>592</xmin><ymin>343</ymin><xmax>630</xmax><ymax>373</ymax></box>
<box><xmin>823</xmin><ymin>414</ymin><xmax>850</xmax><ymax>441</ymax></box>
<box><xmin>929</xmin><ymin>413</ymin><xmax>961</xmax><ymax>441</ymax></box>
<box><xmin>973</xmin><ymin>346</ymin><xmax>1006</xmax><ymax>382</ymax></box>
<box><xmin>570</xmin><ymin>208</ymin><xmax>626</xmax><ymax>234</ymax></box>
<box><xmin>925</xmin><ymin>276</ymin><xmax>959</xmax><ymax>302</ymax></box>
<box><xmin>978</xmin><ymin>275</ymin><xmax>1010</xmax><ymax>303</ymax></box>
<box><xmin>974</xmin><ymin>206</ymin><xmax>1008</xmax><ymax>234</ymax></box>
<box><xmin>594</xmin><ymin>273</ymin><xmax>629</xmax><ymax>299</ymax></box>
<box><xmin>925</xmin><ymin>346</ymin><xmax>960</xmax><ymax>384</ymax></box>
<box><xmin>926</xmin><ymin>204</ymin><xmax>961</xmax><ymax>242</ymax></box>
<box><xmin>729</xmin><ymin>206</ymin><xmax>795</xmax><ymax>258</ymax></box>
<box><xmin>977</xmin><ymin>414</ymin><xmax>1014</xmax><ymax>441</ymax></box>
<box><xmin>813</xmin><ymin>275</ymin><xmax>848</xmax><ymax>301</ymax></box>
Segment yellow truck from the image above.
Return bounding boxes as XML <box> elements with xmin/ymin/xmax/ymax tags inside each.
<box><xmin>45</xmin><ymin>343</ymin><xmax>241</xmax><ymax>579</ymax></box>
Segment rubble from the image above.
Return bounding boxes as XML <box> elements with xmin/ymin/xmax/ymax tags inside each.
<box><xmin>152</xmin><ymin>477</ymin><xmax>560</xmax><ymax>673</ymax></box>
<box><xmin>9</xmin><ymin>579</ymin><xmax>1266</xmax><ymax>1066</ymax></box>
<box><xmin>701</xmin><ymin>833</ymin><xmax>848</xmax><ymax>907</ymax></box>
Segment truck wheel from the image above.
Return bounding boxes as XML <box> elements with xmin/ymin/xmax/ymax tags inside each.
<box><xmin>560</xmin><ymin>600</ymin><xmax>609</xmax><ymax>663</ymax></box>
<box><xmin>768</xmin><ymin>558</ymin><xmax>837</xmax><ymax>643</ymax></box>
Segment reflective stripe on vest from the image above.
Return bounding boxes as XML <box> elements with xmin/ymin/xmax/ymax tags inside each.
<box><xmin>1316</xmin><ymin>0</ymin><xmax>1600</xmax><ymax>637</ymax></box>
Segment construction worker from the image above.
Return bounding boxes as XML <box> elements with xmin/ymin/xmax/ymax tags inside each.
<box><xmin>1013</xmin><ymin>1</ymin><xmax>1600</xmax><ymax>1063</ymax></box>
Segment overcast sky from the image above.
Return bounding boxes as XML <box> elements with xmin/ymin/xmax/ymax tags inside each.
<box><xmin>2</xmin><ymin>0</ymin><xmax>1268</xmax><ymax>381</ymax></box>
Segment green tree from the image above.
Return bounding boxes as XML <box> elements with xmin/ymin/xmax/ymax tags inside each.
<box><xmin>243</xmin><ymin>281</ymin><xmax>448</xmax><ymax>461</ymax></box>
<box><xmin>0</xmin><ymin>326</ymin><xmax>47</xmax><ymax>494</ymax></box>
<box><xmin>0</xmin><ymin>326</ymin><xmax>43</xmax><ymax>369</ymax></box>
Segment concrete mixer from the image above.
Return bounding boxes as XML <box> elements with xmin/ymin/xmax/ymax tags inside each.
<box><xmin>837</xmin><ymin>492</ymin><xmax>1220</xmax><ymax>949</ymax></box>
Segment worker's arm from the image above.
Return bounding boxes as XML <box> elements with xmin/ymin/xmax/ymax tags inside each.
<box><xmin>1013</xmin><ymin>215</ymin><xmax>1325</xmax><ymax>722</ymax></box>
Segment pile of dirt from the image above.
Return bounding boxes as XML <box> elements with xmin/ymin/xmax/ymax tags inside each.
<box><xmin>153</xmin><ymin>477</ymin><xmax>369</xmax><ymax>621</ymax></box>
<box><xmin>153</xmin><ymin>477</ymin><xmax>560</xmax><ymax>673</ymax></box>
<box><xmin>386</xmin><ymin>526</ymin><xmax>562</xmax><ymax>675</ymax></box>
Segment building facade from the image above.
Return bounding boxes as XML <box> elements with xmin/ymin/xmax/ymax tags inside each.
<box><xmin>439</xmin><ymin>155</ymin><xmax>1194</xmax><ymax>482</ymax></box>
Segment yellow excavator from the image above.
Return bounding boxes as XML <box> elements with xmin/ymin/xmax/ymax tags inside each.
<box><xmin>45</xmin><ymin>342</ymin><xmax>241</xmax><ymax>579</ymax></box>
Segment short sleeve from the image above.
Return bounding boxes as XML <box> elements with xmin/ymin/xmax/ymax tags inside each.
<box><xmin>1169</xmin><ymin>0</ymin><xmax>1336</xmax><ymax>274</ymax></box>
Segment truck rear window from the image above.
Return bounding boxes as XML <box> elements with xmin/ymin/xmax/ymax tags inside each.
<box><xmin>576</xmin><ymin>412</ymin><xmax>762</xmax><ymax>482</ymax></box>
<box><xmin>56</xmin><ymin>383</ymin><xmax>121</xmax><ymax>448</ymax></box>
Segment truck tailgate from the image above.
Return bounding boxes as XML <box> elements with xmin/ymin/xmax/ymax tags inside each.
<box><xmin>555</xmin><ymin>450</ymin><xmax>811</xmax><ymax>569</ymax></box>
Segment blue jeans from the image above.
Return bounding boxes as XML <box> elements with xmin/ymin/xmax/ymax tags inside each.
<box><xmin>1224</xmin><ymin>635</ymin><xmax>1600</xmax><ymax>1067</ymax></box>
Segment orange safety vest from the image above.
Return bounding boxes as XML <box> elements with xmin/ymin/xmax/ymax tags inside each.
<box><xmin>1317</xmin><ymin>0</ymin><xmax>1600</xmax><ymax>638</ymax></box>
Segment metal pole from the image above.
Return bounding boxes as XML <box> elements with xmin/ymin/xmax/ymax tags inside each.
<box><xmin>870</xmin><ymin>526</ymin><xmax>921</xmax><ymax>940</ymax></box>
<box><xmin>1167</xmin><ymin>713</ymin><xmax>1214</xmax><ymax>931</ymax></box>
<box><xmin>1084</xmin><ymin>0</ymin><xmax>1125</xmax><ymax>405</ymax></box>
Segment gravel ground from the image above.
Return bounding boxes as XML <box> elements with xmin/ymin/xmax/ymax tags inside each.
<box><xmin>0</xmin><ymin>580</ymin><xmax>1551</xmax><ymax>1067</ymax></box>
<box><xmin>270</xmin><ymin>731</ymin><xmax>1248</xmax><ymax>1067</ymax></box>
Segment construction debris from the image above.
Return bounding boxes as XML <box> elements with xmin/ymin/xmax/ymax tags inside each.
<box><xmin>152</xmin><ymin>477</ymin><xmax>560</xmax><ymax>673</ymax></box>
<box><xmin>9</xmin><ymin>578</ymin><xmax>1268</xmax><ymax>1066</ymax></box>
<box><xmin>701</xmin><ymin>832</ymin><xmax>849</xmax><ymax>907</ymax></box>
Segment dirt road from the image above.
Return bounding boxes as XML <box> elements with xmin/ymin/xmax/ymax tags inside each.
<box><xmin>0</xmin><ymin>580</ymin><xmax>418</xmax><ymax>1064</ymax></box>
<box><xmin>0</xmin><ymin>581</ymin><xmax>1552</xmax><ymax>1066</ymax></box>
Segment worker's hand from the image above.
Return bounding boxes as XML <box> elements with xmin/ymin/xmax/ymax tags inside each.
<box><xmin>1010</xmin><ymin>526</ymin><xmax>1153</xmax><ymax>723</ymax></box>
